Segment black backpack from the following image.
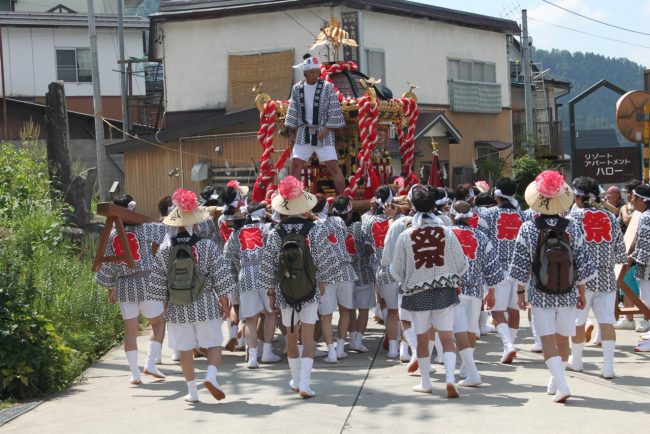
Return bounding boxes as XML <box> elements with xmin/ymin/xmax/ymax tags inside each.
<box><xmin>167</xmin><ymin>234</ymin><xmax>206</xmax><ymax>305</ymax></box>
<box><xmin>276</xmin><ymin>221</ymin><xmax>317</xmax><ymax>330</ymax></box>
<box><xmin>532</xmin><ymin>217</ymin><xmax>575</xmax><ymax>295</ymax></box>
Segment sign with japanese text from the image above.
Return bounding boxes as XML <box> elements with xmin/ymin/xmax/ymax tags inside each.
<box><xmin>342</xmin><ymin>12</ymin><xmax>360</xmax><ymax>63</ymax></box>
<box><xmin>577</xmin><ymin>147</ymin><xmax>640</xmax><ymax>184</ymax></box>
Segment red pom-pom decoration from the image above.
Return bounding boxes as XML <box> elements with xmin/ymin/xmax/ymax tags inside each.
<box><xmin>227</xmin><ymin>180</ymin><xmax>240</xmax><ymax>189</ymax></box>
<box><xmin>278</xmin><ymin>176</ymin><xmax>303</xmax><ymax>200</ymax></box>
<box><xmin>172</xmin><ymin>188</ymin><xmax>198</xmax><ymax>212</ymax></box>
<box><xmin>534</xmin><ymin>170</ymin><xmax>566</xmax><ymax>198</ymax></box>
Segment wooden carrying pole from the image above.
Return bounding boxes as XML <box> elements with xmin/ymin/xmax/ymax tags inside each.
<box><xmin>92</xmin><ymin>203</ymin><xmax>158</xmax><ymax>272</ymax></box>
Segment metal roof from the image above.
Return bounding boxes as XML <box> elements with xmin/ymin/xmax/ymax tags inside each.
<box><xmin>0</xmin><ymin>12</ymin><xmax>149</xmax><ymax>29</ymax></box>
<box><xmin>153</xmin><ymin>0</ymin><xmax>519</xmax><ymax>34</ymax></box>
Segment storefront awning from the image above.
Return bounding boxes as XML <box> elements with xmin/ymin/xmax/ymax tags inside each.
<box><xmin>475</xmin><ymin>140</ymin><xmax>512</xmax><ymax>150</ymax></box>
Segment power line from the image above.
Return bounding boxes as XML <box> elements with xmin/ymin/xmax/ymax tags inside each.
<box><xmin>529</xmin><ymin>16</ymin><xmax>650</xmax><ymax>50</ymax></box>
<box><xmin>542</xmin><ymin>0</ymin><xmax>650</xmax><ymax>37</ymax></box>
<box><xmin>284</xmin><ymin>11</ymin><xmax>317</xmax><ymax>38</ymax></box>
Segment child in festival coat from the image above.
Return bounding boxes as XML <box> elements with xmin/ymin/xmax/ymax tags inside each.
<box><xmin>450</xmin><ymin>201</ymin><xmax>503</xmax><ymax>387</ymax></box>
<box><xmin>510</xmin><ymin>171</ymin><xmax>595</xmax><ymax>403</ymax></box>
<box><xmin>567</xmin><ymin>177</ymin><xmax>626</xmax><ymax>377</ymax></box>
<box><xmin>628</xmin><ymin>183</ymin><xmax>650</xmax><ymax>352</ymax></box>
<box><xmin>96</xmin><ymin>195</ymin><xmax>168</xmax><ymax>385</ymax></box>
<box><xmin>150</xmin><ymin>189</ymin><xmax>236</xmax><ymax>403</ymax></box>
<box><xmin>259</xmin><ymin>177</ymin><xmax>339</xmax><ymax>398</ymax></box>
<box><xmin>223</xmin><ymin>202</ymin><xmax>281</xmax><ymax>368</ymax></box>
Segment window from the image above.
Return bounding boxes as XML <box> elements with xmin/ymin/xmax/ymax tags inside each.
<box><xmin>448</xmin><ymin>58</ymin><xmax>501</xmax><ymax>113</ymax></box>
<box><xmin>0</xmin><ymin>0</ymin><xmax>15</xmax><ymax>12</ymax></box>
<box><xmin>366</xmin><ymin>49</ymin><xmax>385</xmax><ymax>85</ymax></box>
<box><xmin>56</xmin><ymin>49</ymin><xmax>92</xmax><ymax>83</ymax></box>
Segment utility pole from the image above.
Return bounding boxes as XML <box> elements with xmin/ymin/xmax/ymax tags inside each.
<box><xmin>88</xmin><ymin>0</ymin><xmax>109</xmax><ymax>201</ymax></box>
<box><xmin>118</xmin><ymin>0</ymin><xmax>129</xmax><ymax>135</ymax></box>
<box><xmin>521</xmin><ymin>9</ymin><xmax>535</xmax><ymax>155</ymax></box>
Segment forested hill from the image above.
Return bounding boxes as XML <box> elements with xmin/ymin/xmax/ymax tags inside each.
<box><xmin>531</xmin><ymin>48</ymin><xmax>644</xmax><ymax>133</ymax></box>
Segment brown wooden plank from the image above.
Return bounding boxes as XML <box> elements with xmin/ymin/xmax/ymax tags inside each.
<box><xmin>92</xmin><ymin>216</ymin><xmax>116</xmax><ymax>272</ymax></box>
<box><xmin>96</xmin><ymin>202</ymin><xmax>158</xmax><ymax>225</ymax></box>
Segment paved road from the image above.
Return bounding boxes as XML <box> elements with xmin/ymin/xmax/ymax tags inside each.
<box><xmin>2</xmin><ymin>317</ymin><xmax>649</xmax><ymax>433</ymax></box>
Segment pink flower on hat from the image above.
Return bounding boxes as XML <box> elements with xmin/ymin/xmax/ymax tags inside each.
<box><xmin>278</xmin><ymin>176</ymin><xmax>303</xmax><ymax>200</ymax></box>
<box><xmin>534</xmin><ymin>170</ymin><xmax>566</xmax><ymax>198</ymax></box>
<box><xmin>172</xmin><ymin>188</ymin><xmax>198</xmax><ymax>212</ymax></box>
<box><xmin>475</xmin><ymin>180</ymin><xmax>490</xmax><ymax>192</ymax></box>
<box><xmin>227</xmin><ymin>180</ymin><xmax>240</xmax><ymax>189</ymax></box>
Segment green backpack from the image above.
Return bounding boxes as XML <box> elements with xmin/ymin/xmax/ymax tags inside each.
<box><xmin>276</xmin><ymin>221</ymin><xmax>317</xmax><ymax>316</ymax></box>
<box><xmin>167</xmin><ymin>234</ymin><xmax>206</xmax><ymax>306</ymax></box>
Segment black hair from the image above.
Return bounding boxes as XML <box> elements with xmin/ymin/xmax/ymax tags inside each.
<box><xmin>633</xmin><ymin>184</ymin><xmax>650</xmax><ymax>203</ymax></box>
<box><xmin>471</xmin><ymin>186</ymin><xmax>481</xmax><ymax>197</ymax></box>
<box><xmin>475</xmin><ymin>192</ymin><xmax>496</xmax><ymax>207</ymax></box>
<box><xmin>454</xmin><ymin>184</ymin><xmax>471</xmax><ymax>201</ymax></box>
<box><xmin>625</xmin><ymin>179</ymin><xmax>642</xmax><ymax>193</ymax></box>
<box><xmin>302</xmin><ymin>53</ymin><xmax>312</xmax><ymax>60</ymax></box>
<box><xmin>200</xmin><ymin>185</ymin><xmax>216</xmax><ymax>201</ymax></box>
<box><xmin>494</xmin><ymin>177</ymin><xmax>516</xmax><ymax>196</ymax></box>
<box><xmin>374</xmin><ymin>185</ymin><xmax>394</xmax><ymax>213</ymax></box>
<box><xmin>332</xmin><ymin>195</ymin><xmax>351</xmax><ymax>215</ymax></box>
<box><xmin>220</xmin><ymin>187</ymin><xmax>239</xmax><ymax>215</ymax></box>
<box><xmin>158</xmin><ymin>195</ymin><xmax>172</xmax><ymax>217</ymax></box>
<box><xmin>113</xmin><ymin>194</ymin><xmax>134</xmax><ymax>209</ymax></box>
<box><xmin>411</xmin><ymin>187</ymin><xmax>435</xmax><ymax>213</ymax></box>
<box><xmin>572</xmin><ymin>177</ymin><xmax>600</xmax><ymax>204</ymax></box>
<box><xmin>432</xmin><ymin>187</ymin><xmax>448</xmax><ymax>213</ymax></box>
<box><xmin>312</xmin><ymin>193</ymin><xmax>327</xmax><ymax>214</ymax></box>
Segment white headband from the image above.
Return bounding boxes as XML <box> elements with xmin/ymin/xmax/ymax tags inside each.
<box><xmin>634</xmin><ymin>191</ymin><xmax>650</xmax><ymax>202</ymax></box>
<box><xmin>127</xmin><ymin>200</ymin><xmax>136</xmax><ymax>211</ymax></box>
<box><xmin>167</xmin><ymin>204</ymin><xmax>176</xmax><ymax>216</ymax></box>
<box><xmin>248</xmin><ymin>207</ymin><xmax>267</xmax><ymax>220</ymax></box>
<box><xmin>449</xmin><ymin>207</ymin><xmax>474</xmax><ymax>220</ymax></box>
<box><xmin>412</xmin><ymin>212</ymin><xmax>437</xmax><ymax>228</ymax></box>
<box><xmin>293</xmin><ymin>56</ymin><xmax>321</xmax><ymax>72</ymax></box>
<box><xmin>376</xmin><ymin>190</ymin><xmax>394</xmax><ymax>207</ymax></box>
<box><xmin>332</xmin><ymin>201</ymin><xmax>353</xmax><ymax>215</ymax></box>
<box><xmin>435</xmin><ymin>190</ymin><xmax>448</xmax><ymax>206</ymax></box>
<box><xmin>494</xmin><ymin>188</ymin><xmax>519</xmax><ymax>208</ymax></box>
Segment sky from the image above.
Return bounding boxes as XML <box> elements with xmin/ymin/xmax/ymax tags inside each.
<box><xmin>418</xmin><ymin>0</ymin><xmax>650</xmax><ymax>67</ymax></box>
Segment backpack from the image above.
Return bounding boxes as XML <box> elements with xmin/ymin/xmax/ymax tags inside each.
<box><xmin>276</xmin><ymin>221</ymin><xmax>317</xmax><ymax>329</ymax></box>
<box><xmin>166</xmin><ymin>234</ymin><xmax>206</xmax><ymax>306</ymax></box>
<box><xmin>532</xmin><ymin>217</ymin><xmax>575</xmax><ymax>295</ymax></box>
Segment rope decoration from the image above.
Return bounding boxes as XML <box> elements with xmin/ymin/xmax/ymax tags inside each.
<box><xmin>344</xmin><ymin>93</ymin><xmax>379</xmax><ymax>198</ymax></box>
<box><xmin>252</xmin><ymin>100</ymin><xmax>279</xmax><ymax>202</ymax></box>
<box><xmin>396</xmin><ymin>97</ymin><xmax>419</xmax><ymax>195</ymax></box>
<box><xmin>320</xmin><ymin>61</ymin><xmax>358</xmax><ymax>101</ymax></box>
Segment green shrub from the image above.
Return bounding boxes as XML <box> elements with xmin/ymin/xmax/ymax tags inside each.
<box><xmin>0</xmin><ymin>142</ymin><xmax>123</xmax><ymax>400</ymax></box>
<box><xmin>513</xmin><ymin>155</ymin><xmax>549</xmax><ymax>209</ymax></box>
<box><xmin>0</xmin><ymin>289</ymin><xmax>72</xmax><ymax>400</ymax></box>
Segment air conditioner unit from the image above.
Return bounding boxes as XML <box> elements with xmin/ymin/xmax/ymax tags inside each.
<box><xmin>191</xmin><ymin>162</ymin><xmax>210</xmax><ymax>181</ymax></box>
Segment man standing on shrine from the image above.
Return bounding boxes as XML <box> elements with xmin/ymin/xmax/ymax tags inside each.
<box><xmin>286</xmin><ymin>54</ymin><xmax>346</xmax><ymax>194</ymax></box>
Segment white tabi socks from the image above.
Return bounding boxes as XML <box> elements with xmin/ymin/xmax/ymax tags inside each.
<box><xmin>601</xmin><ymin>340</ymin><xmax>616</xmax><ymax>379</ymax></box>
<box><xmin>203</xmin><ymin>365</ymin><xmax>225</xmax><ymax>401</ymax></box>
<box><xmin>496</xmin><ymin>323</ymin><xmax>516</xmax><ymax>363</ymax></box>
<box><xmin>144</xmin><ymin>341</ymin><xmax>165</xmax><ymax>379</ymax></box>
<box><xmin>458</xmin><ymin>348</ymin><xmax>481</xmax><ymax>387</ymax></box>
<box><xmin>567</xmin><ymin>342</ymin><xmax>584</xmax><ymax>372</ymax></box>
<box><xmin>433</xmin><ymin>333</ymin><xmax>443</xmax><ymax>364</ymax></box>
<box><xmin>125</xmin><ymin>349</ymin><xmax>141</xmax><ymax>384</ymax></box>
<box><xmin>262</xmin><ymin>342</ymin><xmax>281</xmax><ymax>363</ymax></box>
<box><xmin>443</xmin><ymin>352</ymin><xmax>459</xmax><ymax>398</ymax></box>
<box><xmin>412</xmin><ymin>357</ymin><xmax>433</xmax><ymax>393</ymax></box>
<box><xmin>185</xmin><ymin>380</ymin><xmax>199</xmax><ymax>403</ymax></box>
<box><xmin>288</xmin><ymin>357</ymin><xmax>301</xmax><ymax>392</ymax></box>
<box><xmin>545</xmin><ymin>356</ymin><xmax>570</xmax><ymax>403</ymax></box>
<box><xmin>299</xmin><ymin>357</ymin><xmax>315</xmax><ymax>398</ymax></box>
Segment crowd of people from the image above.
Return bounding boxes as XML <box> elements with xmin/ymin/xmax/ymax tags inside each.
<box><xmin>95</xmin><ymin>171</ymin><xmax>650</xmax><ymax>405</ymax></box>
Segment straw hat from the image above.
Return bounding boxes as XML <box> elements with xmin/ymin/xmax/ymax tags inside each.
<box><xmin>226</xmin><ymin>180</ymin><xmax>249</xmax><ymax>197</ymax></box>
<box><xmin>524</xmin><ymin>170</ymin><xmax>574</xmax><ymax>215</ymax></box>
<box><xmin>271</xmin><ymin>176</ymin><xmax>317</xmax><ymax>216</ymax></box>
<box><xmin>163</xmin><ymin>188</ymin><xmax>210</xmax><ymax>227</ymax></box>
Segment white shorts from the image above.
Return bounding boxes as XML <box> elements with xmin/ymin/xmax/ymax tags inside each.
<box><xmin>119</xmin><ymin>300</ymin><xmax>164</xmax><ymax>320</ymax></box>
<box><xmin>167</xmin><ymin>318</ymin><xmax>223</xmax><ymax>351</ymax></box>
<box><xmin>319</xmin><ymin>281</ymin><xmax>354</xmax><ymax>315</ymax></box>
<box><xmin>353</xmin><ymin>284</ymin><xmax>376</xmax><ymax>309</ymax></box>
<box><xmin>453</xmin><ymin>295</ymin><xmax>482</xmax><ymax>335</ymax></box>
<box><xmin>532</xmin><ymin>306</ymin><xmax>577</xmax><ymax>337</ymax></box>
<box><xmin>410</xmin><ymin>306</ymin><xmax>454</xmax><ymax>335</ymax></box>
<box><xmin>493</xmin><ymin>276</ymin><xmax>518</xmax><ymax>311</ymax></box>
<box><xmin>291</xmin><ymin>144</ymin><xmax>338</xmax><ymax>162</ymax></box>
<box><xmin>576</xmin><ymin>290</ymin><xmax>616</xmax><ymax>326</ymax></box>
<box><xmin>398</xmin><ymin>292</ymin><xmax>412</xmax><ymax>322</ymax></box>
<box><xmin>378</xmin><ymin>282</ymin><xmax>400</xmax><ymax>310</ymax></box>
<box><xmin>281</xmin><ymin>302</ymin><xmax>319</xmax><ymax>327</ymax></box>
<box><xmin>239</xmin><ymin>288</ymin><xmax>272</xmax><ymax>320</ymax></box>
<box><xmin>640</xmin><ymin>279</ymin><xmax>650</xmax><ymax>305</ymax></box>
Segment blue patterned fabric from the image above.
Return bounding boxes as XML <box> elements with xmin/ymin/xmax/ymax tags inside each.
<box><xmin>568</xmin><ymin>207</ymin><xmax>626</xmax><ymax>292</ymax></box>
<box><xmin>632</xmin><ymin>210</ymin><xmax>650</xmax><ymax>280</ymax></box>
<box><xmin>478</xmin><ymin>206</ymin><xmax>531</xmax><ymax>272</ymax></box>
<box><xmin>285</xmin><ymin>79</ymin><xmax>345</xmax><ymax>148</ymax></box>
<box><xmin>348</xmin><ymin>221</ymin><xmax>375</xmax><ymax>287</ymax></box>
<box><xmin>317</xmin><ymin>216</ymin><xmax>357</xmax><ymax>284</ymax></box>
<box><xmin>96</xmin><ymin>223</ymin><xmax>168</xmax><ymax>303</ymax></box>
<box><xmin>451</xmin><ymin>223</ymin><xmax>504</xmax><ymax>299</ymax></box>
<box><xmin>223</xmin><ymin>221</ymin><xmax>273</xmax><ymax>294</ymax></box>
<box><xmin>361</xmin><ymin>212</ymin><xmax>398</xmax><ymax>286</ymax></box>
<box><xmin>508</xmin><ymin>218</ymin><xmax>596</xmax><ymax>308</ymax></box>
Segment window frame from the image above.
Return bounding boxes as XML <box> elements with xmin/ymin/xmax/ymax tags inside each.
<box><xmin>365</xmin><ymin>48</ymin><xmax>386</xmax><ymax>86</ymax></box>
<box><xmin>55</xmin><ymin>48</ymin><xmax>92</xmax><ymax>84</ymax></box>
<box><xmin>447</xmin><ymin>58</ymin><xmax>497</xmax><ymax>84</ymax></box>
